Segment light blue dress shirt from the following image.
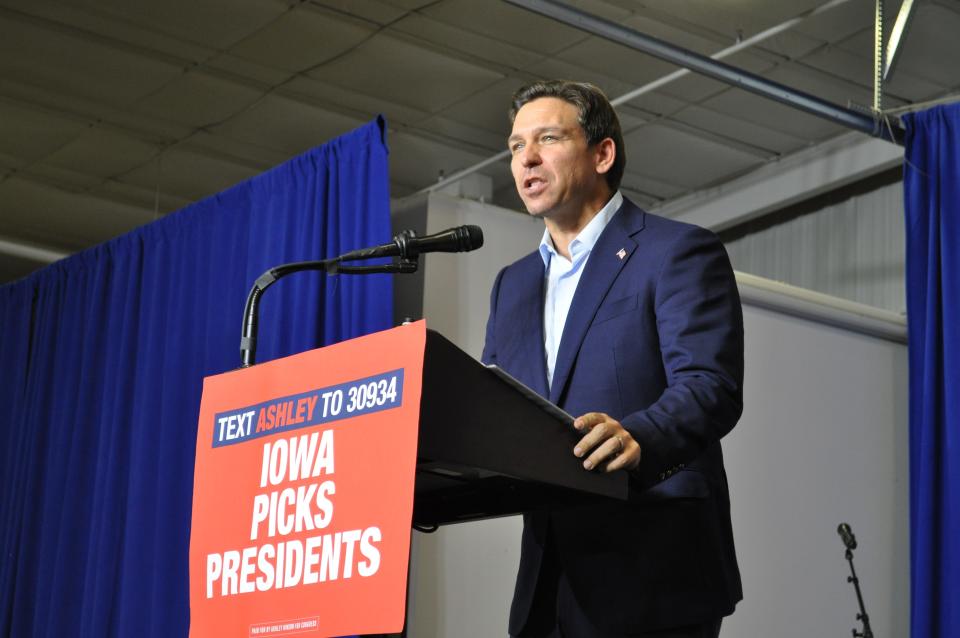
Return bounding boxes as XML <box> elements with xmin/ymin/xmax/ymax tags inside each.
<box><xmin>539</xmin><ymin>191</ymin><xmax>623</xmax><ymax>388</ymax></box>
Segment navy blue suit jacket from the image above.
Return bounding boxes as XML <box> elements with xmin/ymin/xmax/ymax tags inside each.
<box><xmin>482</xmin><ymin>199</ymin><xmax>744</xmax><ymax>634</ymax></box>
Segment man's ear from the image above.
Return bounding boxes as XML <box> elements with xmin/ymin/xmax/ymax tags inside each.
<box><xmin>594</xmin><ymin>138</ymin><xmax>616</xmax><ymax>176</ymax></box>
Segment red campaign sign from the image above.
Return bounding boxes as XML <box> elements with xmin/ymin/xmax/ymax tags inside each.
<box><xmin>189</xmin><ymin>321</ymin><xmax>426</xmax><ymax>638</ymax></box>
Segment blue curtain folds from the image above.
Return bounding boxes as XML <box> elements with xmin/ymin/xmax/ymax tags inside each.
<box><xmin>0</xmin><ymin>117</ymin><xmax>393</xmax><ymax>637</ymax></box>
<box><xmin>903</xmin><ymin>104</ymin><xmax>960</xmax><ymax>638</ymax></box>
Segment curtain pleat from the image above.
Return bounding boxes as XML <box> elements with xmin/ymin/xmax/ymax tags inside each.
<box><xmin>0</xmin><ymin>117</ymin><xmax>392</xmax><ymax>637</ymax></box>
<box><xmin>903</xmin><ymin>103</ymin><xmax>960</xmax><ymax>638</ymax></box>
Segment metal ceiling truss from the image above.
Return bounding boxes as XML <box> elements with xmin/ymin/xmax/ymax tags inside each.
<box><xmin>505</xmin><ymin>0</ymin><xmax>906</xmax><ymax>146</ymax></box>
<box><xmin>883</xmin><ymin>0</ymin><xmax>918</xmax><ymax>83</ymax></box>
<box><xmin>876</xmin><ymin>0</ymin><xmax>918</xmax><ymax>113</ymax></box>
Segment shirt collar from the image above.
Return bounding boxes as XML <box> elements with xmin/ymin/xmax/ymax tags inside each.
<box><xmin>538</xmin><ymin>191</ymin><xmax>623</xmax><ymax>267</ymax></box>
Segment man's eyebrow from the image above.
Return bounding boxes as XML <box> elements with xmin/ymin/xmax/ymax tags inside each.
<box><xmin>507</xmin><ymin>126</ymin><xmax>567</xmax><ymax>144</ymax></box>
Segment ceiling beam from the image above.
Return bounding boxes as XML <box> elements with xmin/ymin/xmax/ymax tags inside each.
<box><xmin>884</xmin><ymin>0</ymin><xmax>917</xmax><ymax>82</ymax></box>
<box><xmin>0</xmin><ymin>235</ymin><xmax>69</xmax><ymax>264</ymax></box>
<box><xmin>651</xmin><ymin>132</ymin><xmax>903</xmax><ymax>232</ymax></box>
<box><xmin>506</xmin><ymin>0</ymin><xmax>906</xmax><ymax>146</ymax></box>
<box><xmin>415</xmin><ymin>0</ymin><xmax>862</xmax><ymax>197</ymax></box>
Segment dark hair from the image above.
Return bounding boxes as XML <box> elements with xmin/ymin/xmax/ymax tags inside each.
<box><xmin>509</xmin><ymin>80</ymin><xmax>625</xmax><ymax>192</ymax></box>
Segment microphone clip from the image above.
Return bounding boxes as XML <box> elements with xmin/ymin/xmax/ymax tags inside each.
<box><xmin>331</xmin><ymin>229</ymin><xmax>420</xmax><ymax>275</ymax></box>
<box><xmin>393</xmin><ymin>229</ymin><xmax>419</xmax><ymax>260</ymax></box>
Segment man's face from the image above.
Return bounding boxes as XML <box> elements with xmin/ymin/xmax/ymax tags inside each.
<box><xmin>508</xmin><ymin>97</ymin><xmax>607</xmax><ymax>222</ymax></box>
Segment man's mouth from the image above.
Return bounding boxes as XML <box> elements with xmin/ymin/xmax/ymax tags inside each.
<box><xmin>523</xmin><ymin>176</ymin><xmax>547</xmax><ymax>195</ymax></box>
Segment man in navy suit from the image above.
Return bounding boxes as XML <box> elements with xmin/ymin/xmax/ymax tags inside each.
<box><xmin>482</xmin><ymin>80</ymin><xmax>744</xmax><ymax>637</ymax></box>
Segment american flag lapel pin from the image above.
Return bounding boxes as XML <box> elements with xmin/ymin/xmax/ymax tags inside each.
<box><xmin>616</xmin><ymin>248</ymin><xmax>627</xmax><ymax>260</ymax></box>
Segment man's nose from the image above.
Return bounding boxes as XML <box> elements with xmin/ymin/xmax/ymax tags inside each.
<box><xmin>519</xmin><ymin>143</ymin><xmax>541</xmax><ymax>167</ymax></box>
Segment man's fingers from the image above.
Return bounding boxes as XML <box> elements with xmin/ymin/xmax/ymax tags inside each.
<box><xmin>605</xmin><ymin>439</ymin><xmax>640</xmax><ymax>472</ymax></box>
<box><xmin>573</xmin><ymin>422</ymin><xmax>608</xmax><ymax>458</ymax></box>
<box><xmin>572</xmin><ymin>412</ymin><xmax>641</xmax><ymax>472</ymax></box>
<box><xmin>582</xmin><ymin>434</ymin><xmax>622</xmax><ymax>470</ymax></box>
<box><xmin>573</xmin><ymin>412</ymin><xmax>604</xmax><ymax>432</ymax></box>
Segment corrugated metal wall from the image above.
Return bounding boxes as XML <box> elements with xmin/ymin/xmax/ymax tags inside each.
<box><xmin>722</xmin><ymin>175</ymin><xmax>906</xmax><ymax>315</ymax></box>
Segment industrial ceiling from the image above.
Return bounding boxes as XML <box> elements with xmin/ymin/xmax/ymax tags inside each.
<box><xmin>1</xmin><ymin>0</ymin><xmax>958</xmax><ymax>284</ymax></box>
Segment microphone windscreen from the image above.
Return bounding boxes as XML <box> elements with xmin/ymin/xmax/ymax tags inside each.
<box><xmin>837</xmin><ymin>522</ymin><xmax>857</xmax><ymax>549</ymax></box>
<box><xmin>463</xmin><ymin>225</ymin><xmax>484</xmax><ymax>251</ymax></box>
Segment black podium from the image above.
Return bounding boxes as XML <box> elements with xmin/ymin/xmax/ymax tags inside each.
<box><xmin>412</xmin><ymin>330</ymin><xmax>628</xmax><ymax>527</ymax></box>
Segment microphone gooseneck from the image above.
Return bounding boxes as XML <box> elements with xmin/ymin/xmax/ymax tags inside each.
<box><xmin>239</xmin><ymin>225</ymin><xmax>484</xmax><ymax>367</ymax></box>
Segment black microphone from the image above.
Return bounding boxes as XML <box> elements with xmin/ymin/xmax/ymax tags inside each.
<box><xmin>339</xmin><ymin>225</ymin><xmax>484</xmax><ymax>261</ymax></box>
<box><xmin>838</xmin><ymin>522</ymin><xmax>857</xmax><ymax>550</ymax></box>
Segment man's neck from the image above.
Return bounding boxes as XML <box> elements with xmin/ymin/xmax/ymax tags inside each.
<box><xmin>545</xmin><ymin>190</ymin><xmax>614</xmax><ymax>259</ymax></box>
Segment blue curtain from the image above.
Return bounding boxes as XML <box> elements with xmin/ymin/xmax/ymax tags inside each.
<box><xmin>0</xmin><ymin>117</ymin><xmax>393</xmax><ymax>637</ymax></box>
<box><xmin>903</xmin><ymin>103</ymin><xmax>960</xmax><ymax>638</ymax></box>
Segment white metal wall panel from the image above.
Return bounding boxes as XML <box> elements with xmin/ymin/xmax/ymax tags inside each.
<box><xmin>724</xmin><ymin>180</ymin><xmax>906</xmax><ymax>314</ymax></box>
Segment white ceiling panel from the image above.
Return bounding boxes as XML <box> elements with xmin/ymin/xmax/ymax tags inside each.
<box><xmin>0</xmin><ymin>100</ymin><xmax>87</xmax><ymax>163</ymax></box>
<box><xmin>185</xmin><ymin>131</ymin><xmax>289</xmax><ymax>171</ymax></box>
<box><xmin>60</xmin><ymin>0</ymin><xmax>288</xmax><ymax>49</ymax></box>
<box><xmin>133</xmin><ymin>71</ymin><xmax>266</xmax><ymax>128</ymax></box>
<box><xmin>0</xmin><ymin>157</ymin><xmax>19</xmax><ymax>174</ymax></box>
<box><xmin>18</xmin><ymin>164</ymin><xmax>104</xmax><ymax>192</ymax></box>
<box><xmin>702</xmin><ymin>89</ymin><xmax>846</xmax><ymax>142</ymax></box>
<box><xmin>312</xmin><ymin>0</ymin><xmax>412</xmax><ymax>25</ymax></box>
<box><xmin>669</xmin><ymin>104</ymin><xmax>806</xmax><ymax>156</ymax></box>
<box><xmin>0</xmin><ymin>176</ymin><xmax>147</xmax><ymax>247</ymax></box>
<box><xmin>624</xmin><ymin>122</ymin><xmax>766</xmax><ymax>190</ymax></box>
<box><xmin>554</xmin><ymin>38</ymin><xmax>683</xmax><ymax>88</ymax></box>
<box><xmin>435</xmin><ymin>78</ymin><xmax>528</xmax><ymax>136</ymax></box>
<box><xmin>98</xmin><ymin>179</ymin><xmax>191</xmax><ymax>216</ymax></box>
<box><xmin>118</xmin><ymin>146</ymin><xmax>260</xmax><ymax>202</ymax></box>
<box><xmin>205</xmin><ymin>53</ymin><xmax>292</xmax><ymax>87</ymax></box>
<box><xmin>653</xmin><ymin>49</ymin><xmax>781</xmax><ymax>105</ymax></box>
<box><xmin>619</xmin><ymin>12</ymin><xmax>733</xmax><ymax>55</ymax></box>
<box><xmin>763</xmin><ymin>61</ymin><xmax>874</xmax><ymax>111</ymax></box>
<box><xmin>521</xmin><ymin>57</ymin><xmax>640</xmax><ymax>102</ymax></box>
<box><xmin>635</xmin><ymin>0</ymin><xmax>830</xmax><ymax>42</ymax></box>
<box><xmin>797</xmin><ymin>46</ymin><xmax>941</xmax><ymax>106</ymax></box>
<box><xmin>419</xmin><ymin>0</ymin><xmax>589</xmax><ymax>54</ymax></box>
<box><xmin>416</xmin><ymin>115</ymin><xmax>511</xmax><ymax>153</ymax></box>
<box><xmin>0</xmin><ymin>78</ymin><xmax>194</xmax><ymax>144</ymax></box>
<box><xmin>618</xmin><ymin>92</ymin><xmax>692</xmax><ymax>120</ymax></box>
<box><xmin>208</xmin><ymin>94</ymin><xmax>367</xmax><ymax>156</ymax></box>
<box><xmin>307</xmin><ymin>32</ymin><xmax>505</xmax><ymax>113</ymax></box>
<box><xmin>836</xmin><ymin>3</ymin><xmax>960</xmax><ymax>90</ymax></box>
<box><xmin>391</xmin><ymin>13</ymin><xmax>544</xmax><ymax>71</ymax></box>
<box><xmin>750</xmin><ymin>30</ymin><xmax>827</xmax><ymax>63</ymax></box>
<box><xmin>619</xmin><ymin>169</ymin><xmax>688</xmax><ymax>202</ymax></box>
<box><xmin>43</xmin><ymin>129</ymin><xmax>160</xmax><ymax>179</ymax></box>
<box><xmin>6</xmin><ymin>0</ymin><xmax>214</xmax><ymax>64</ymax></box>
<box><xmin>283</xmin><ymin>76</ymin><xmax>430</xmax><ymax>130</ymax></box>
<box><xmin>0</xmin><ymin>10</ymin><xmax>182</xmax><ymax>106</ymax></box>
<box><xmin>792</xmin><ymin>0</ymin><xmax>874</xmax><ymax>43</ymax></box>
<box><xmin>1</xmin><ymin>0</ymin><xmax>956</xmax><ymax>283</ymax></box>
<box><xmin>387</xmin><ymin>130</ymin><xmax>489</xmax><ymax>195</ymax></box>
<box><xmin>229</xmin><ymin>6</ymin><xmax>377</xmax><ymax>73</ymax></box>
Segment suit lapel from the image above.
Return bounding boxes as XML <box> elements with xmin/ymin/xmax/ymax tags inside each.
<box><xmin>513</xmin><ymin>254</ymin><xmax>550</xmax><ymax>398</ymax></box>
<box><xmin>549</xmin><ymin>203</ymin><xmax>645</xmax><ymax>405</ymax></box>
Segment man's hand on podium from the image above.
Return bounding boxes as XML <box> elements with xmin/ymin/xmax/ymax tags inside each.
<box><xmin>572</xmin><ymin>412</ymin><xmax>641</xmax><ymax>473</ymax></box>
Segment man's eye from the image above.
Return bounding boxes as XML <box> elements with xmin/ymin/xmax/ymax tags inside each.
<box><xmin>510</xmin><ymin>142</ymin><xmax>524</xmax><ymax>153</ymax></box>
<box><xmin>541</xmin><ymin>135</ymin><xmax>557</xmax><ymax>143</ymax></box>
